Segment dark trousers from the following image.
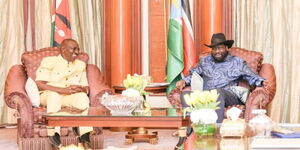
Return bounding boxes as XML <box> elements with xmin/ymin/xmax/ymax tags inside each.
<box><xmin>180</xmin><ymin>88</ymin><xmax>242</xmax><ymax>123</ymax></box>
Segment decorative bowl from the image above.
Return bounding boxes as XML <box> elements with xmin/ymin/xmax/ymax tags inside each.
<box><xmin>101</xmin><ymin>95</ymin><xmax>143</xmax><ymax>116</ymax></box>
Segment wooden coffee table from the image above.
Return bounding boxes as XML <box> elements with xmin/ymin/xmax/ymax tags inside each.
<box><xmin>44</xmin><ymin>107</ymin><xmax>190</xmax><ymax>145</ymax></box>
<box><xmin>113</xmin><ymin>83</ymin><xmax>169</xmax><ymax>94</ymax></box>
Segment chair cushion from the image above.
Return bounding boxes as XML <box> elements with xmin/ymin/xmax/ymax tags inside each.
<box><xmin>22</xmin><ymin>47</ymin><xmax>89</xmax><ymax>80</ymax></box>
<box><xmin>25</xmin><ymin>77</ymin><xmax>40</xmax><ymax>107</ymax></box>
<box><xmin>229</xmin><ymin>86</ymin><xmax>250</xmax><ymax>104</ymax></box>
<box><xmin>191</xmin><ymin>72</ymin><xmax>203</xmax><ymax>91</ymax></box>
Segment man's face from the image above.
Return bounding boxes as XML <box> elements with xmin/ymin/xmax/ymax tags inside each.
<box><xmin>211</xmin><ymin>44</ymin><xmax>228</xmax><ymax>62</ymax></box>
<box><xmin>61</xmin><ymin>40</ymin><xmax>80</xmax><ymax>62</ymax></box>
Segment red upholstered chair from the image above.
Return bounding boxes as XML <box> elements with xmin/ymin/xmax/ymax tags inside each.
<box><xmin>4</xmin><ymin>47</ymin><xmax>113</xmax><ymax>150</ymax></box>
<box><xmin>168</xmin><ymin>47</ymin><xmax>276</xmax><ymax>121</ymax></box>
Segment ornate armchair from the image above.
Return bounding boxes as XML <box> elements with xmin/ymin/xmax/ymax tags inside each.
<box><xmin>168</xmin><ymin>47</ymin><xmax>276</xmax><ymax>121</ymax></box>
<box><xmin>4</xmin><ymin>47</ymin><xmax>113</xmax><ymax>150</ymax></box>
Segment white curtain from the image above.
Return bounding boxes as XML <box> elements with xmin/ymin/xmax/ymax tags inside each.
<box><xmin>233</xmin><ymin>0</ymin><xmax>300</xmax><ymax>123</ymax></box>
<box><xmin>0</xmin><ymin>0</ymin><xmax>25</xmax><ymax>124</ymax></box>
<box><xmin>69</xmin><ymin>0</ymin><xmax>103</xmax><ymax>68</ymax></box>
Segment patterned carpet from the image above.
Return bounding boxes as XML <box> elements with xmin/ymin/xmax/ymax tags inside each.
<box><xmin>0</xmin><ymin>127</ymin><xmax>178</xmax><ymax>150</ymax></box>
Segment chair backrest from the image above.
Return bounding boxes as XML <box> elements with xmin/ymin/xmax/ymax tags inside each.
<box><xmin>229</xmin><ymin>47</ymin><xmax>263</xmax><ymax>73</ymax></box>
<box><xmin>21</xmin><ymin>47</ymin><xmax>89</xmax><ymax>80</ymax></box>
<box><xmin>229</xmin><ymin>47</ymin><xmax>263</xmax><ymax>89</ymax></box>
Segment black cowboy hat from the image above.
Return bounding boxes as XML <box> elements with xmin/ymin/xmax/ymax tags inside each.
<box><xmin>204</xmin><ymin>33</ymin><xmax>234</xmax><ymax>48</ymax></box>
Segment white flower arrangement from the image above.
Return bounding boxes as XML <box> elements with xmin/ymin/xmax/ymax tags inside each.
<box><xmin>122</xmin><ymin>74</ymin><xmax>152</xmax><ymax>113</ymax></box>
<box><xmin>190</xmin><ymin>109</ymin><xmax>218</xmax><ymax>124</ymax></box>
<box><xmin>183</xmin><ymin>90</ymin><xmax>220</xmax><ymax>124</ymax></box>
<box><xmin>122</xmin><ymin>88</ymin><xmax>141</xmax><ymax>97</ymax></box>
<box><xmin>122</xmin><ymin>74</ymin><xmax>150</xmax><ymax>96</ymax></box>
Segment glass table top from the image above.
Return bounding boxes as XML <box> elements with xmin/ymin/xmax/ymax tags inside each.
<box><xmin>44</xmin><ymin>106</ymin><xmax>185</xmax><ymax>118</ymax></box>
<box><xmin>185</xmin><ymin>123</ymin><xmax>300</xmax><ymax>150</ymax></box>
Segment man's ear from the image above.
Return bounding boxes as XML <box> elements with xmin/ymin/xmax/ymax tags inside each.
<box><xmin>60</xmin><ymin>46</ymin><xmax>66</xmax><ymax>52</ymax></box>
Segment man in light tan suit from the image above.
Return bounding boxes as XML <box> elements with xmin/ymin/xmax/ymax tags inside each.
<box><xmin>36</xmin><ymin>39</ymin><xmax>92</xmax><ymax>149</ymax></box>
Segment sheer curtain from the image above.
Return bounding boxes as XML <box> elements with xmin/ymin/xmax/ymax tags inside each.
<box><xmin>0</xmin><ymin>0</ymin><xmax>25</xmax><ymax>124</ymax></box>
<box><xmin>233</xmin><ymin>0</ymin><xmax>300</xmax><ymax>123</ymax></box>
<box><xmin>0</xmin><ymin>0</ymin><xmax>103</xmax><ymax>124</ymax></box>
<box><xmin>69</xmin><ymin>0</ymin><xmax>103</xmax><ymax>68</ymax></box>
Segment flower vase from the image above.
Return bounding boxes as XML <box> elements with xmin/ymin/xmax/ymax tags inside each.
<box><xmin>193</xmin><ymin>123</ymin><xmax>216</xmax><ymax>137</ymax></box>
<box><xmin>132</xmin><ymin>96</ymin><xmax>150</xmax><ymax>116</ymax></box>
<box><xmin>194</xmin><ymin>136</ymin><xmax>217</xmax><ymax>150</ymax></box>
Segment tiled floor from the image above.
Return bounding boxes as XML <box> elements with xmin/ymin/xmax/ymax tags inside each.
<box><xmin>0</xmin><ymin>127</ymin><xmax>178</xmax><ymax>150</ymax></box>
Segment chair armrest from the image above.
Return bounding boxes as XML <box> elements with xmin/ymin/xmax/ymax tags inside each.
<box><xmin>87</xmin><ymin>64</ymin><xmax>114</xmax><ymax>106</ymax></box>
<box><xmin>4</xmin><ymin>65</ymin><xmax>33</xmax><ymax>138</ymax></box>
<box><xmin>167</xmin><ymin>86</ymin><xmax>191</xmax><ymax>107</ymax></box>
<box><xmin>259</xmin><ymin>63</ymin><xmax>276</xmax><ymax>103</ymax></box>
<box><xmin>168</xmin><ymin>88</ymin><xmax>182</xmax><ymax>107</ymax></box>
<box><xmin>4</xmin><ymin>65</ymin><xmax>29</xmax><ymax>108</ymax></box>
<box><xmin>244</xmin><ymin>87</ymin><xmax>269</xmax><ymax>121</ymax></box>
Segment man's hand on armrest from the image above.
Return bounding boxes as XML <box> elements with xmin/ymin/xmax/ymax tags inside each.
<box><xmin>262</xmin><ymin>80</ymin><xmax>270</xmax><ymax>90</ymax></box>
<box><xmin>175</xmin><ymin>80</ymin><xmax>186</xmax><ymax>91</ymax></box>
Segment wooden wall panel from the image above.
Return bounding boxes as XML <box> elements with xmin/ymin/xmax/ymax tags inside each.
<box><xmin>131</xmin><ymin>0</ymin><xmax>142</xmax><ymax>75</ymax></box>
<box><xmin>102</xmin><ymin>0</ymin><xmax>141</xmax><ymax>87</ymax></box>
<box><xmin>102</xmin><ymin>0</ymin><xmax>112</xmax><ymax>86</ymax></box>
<box><xmin>110</xmin><ymin>0</ymin><xmax>132</xmax><ymax>86</ymax></box>
<box><xmin>194</xmin><ymin>0</ymin><xmax>233</xmax><ymax>56</ymax></box>
<box><xmin>200</xmin><ymin>0</ymin><xmax>223</xmax><ymax>54</ymax></box>
<box><xmin>149</xmin><ymin>0</ymin><xmax>169</xmax><ymax>83</ymax></box>
<box><xmin>194</xmin><ymin>0</ymin><xmax>201</xmax><ymax>59</ymax></box>
<box><xmin>223</xmin><ymin>0</ymin><xmax>233</xmax><ymax>40</ymax></box>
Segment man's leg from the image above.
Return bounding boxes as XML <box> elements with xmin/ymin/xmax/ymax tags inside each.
<box><xmin>62</xmin><ymin>92</ymin><xmax>93</xmax><ymax>149</ymax></box>
<box><xmin>61</xmin><ymin>92</ymin><xmax>89</xmax><ymax>110</ymax></box>
<box><xmin>180</xmin><ymin>91</ymin><xmax>193</xmax><ymax>108</ymax></box>
<box><xmin>78</xmin><ymin>108</ymin><xmax>93</xmax><ymax>146</ymax></box>
<box><xmin>40</xmin><ymin>91</ymin><xmax>63</xmax><ymax>147</ymax></box>
<box><xmin>40</xmin><ymin>91</ymin><xmax>62</xmax><ymax>113</ymax></box>
<box><xmin>215</xmin><ymin>88</ymin><xmax>241</xmax><ymax>123</ymax></box>
<box><xmin>72</xmin><ymin>126</ymin><xmax>93</xmax><ymax>149</ymax></box>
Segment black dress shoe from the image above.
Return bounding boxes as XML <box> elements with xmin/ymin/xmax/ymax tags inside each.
<box><xmin>49</xmin><ymin>133</ymin><xmax>61</xmax><ymax>147</ymax></box>
<box><xmin>72</xmin><ymin>127</ymin><xmax>80</xmax><ymax>137</ymax></box>
<box><xmin>79</xmin><ymin>132</ymin><xmax>93</xmax><ymax>149</ymax></box>
<box><xmin>82</xmin><ymin>141</ymin><xmax>92</xmax><ymax>149</ymax></box>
